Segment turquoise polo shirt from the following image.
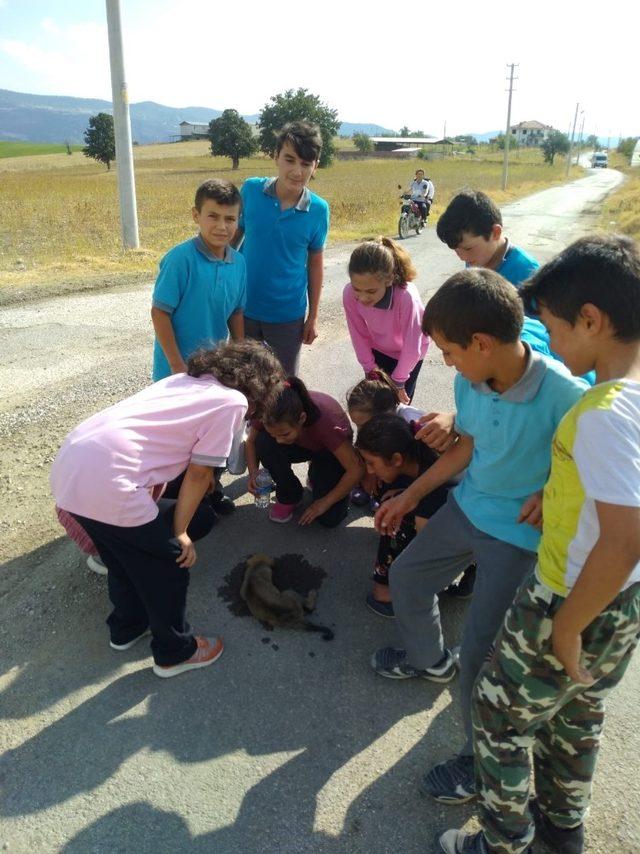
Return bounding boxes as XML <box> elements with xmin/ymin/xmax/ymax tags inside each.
<box><xmin>151</xmin><ymin>236</ymin><xmax>246</xmax><ymax>381</ymax></box>
<box><xmin>239</xmin><ymin>177</ymin><xmax>329</xmax><ymax>323</ymax></box>
<box><xmin>497</xmin><ymin>243</ymin><xmax>539</xmax><ymax>287</ymax></box>
<box><xmin>453</xmin><ymin>346</ymin><xmax>589</xmax><ymax>552</ymax></box>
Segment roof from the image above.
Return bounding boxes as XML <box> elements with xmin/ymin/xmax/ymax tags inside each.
<box><xmin>371</xmin><ymin>136</ymin><xmax>437</xmax><ymax>144</ymax></box>
<box><xmin>511</xmin><ymin>121</ymin><xmax>553</xmax><ymax>131</ymax></box>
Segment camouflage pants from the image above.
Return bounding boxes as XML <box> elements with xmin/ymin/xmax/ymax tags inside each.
<box><xmin>472</xmin><ymin>571</ymin><xmax>640</xmax><ymax>854</ymax></box>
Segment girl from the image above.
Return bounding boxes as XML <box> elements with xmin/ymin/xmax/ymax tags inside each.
<box><xmin>343</xmin><ymin>237</ymin><xmax>429</xmax><ymax>404</ymax></box>
<box><xmin>246</xmin><ymin>376</ymin><xmax>364</xmax><ymax>527</ymax></box>
<box><xmin>356</xmin><ymin>413</ymin><xmax>473</xmax><ymax>617</ymax></box>
<box><xmin>50</xmin><ymin>340</ymin><xmax>284</xmax><ymax>678</ymax></box>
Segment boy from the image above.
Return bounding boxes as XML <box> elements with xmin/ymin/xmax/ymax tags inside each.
<box><xmin>151</xmin><ymin>178</ymin><xmax>246</xmax><ymax>381</ymax></box>
<box><xmin>440</xmin><ymin>235</ymin><xmax>640</xmax><ymax>854</ymax></box>
<box><xmin>436</xmin><ymin>189</ymin><xmax>538</xmax><ymax>287</ymax></box>
<box><xmin>372</xmin><ymin>269</ymin><xmax>589</xmax><ymax>805</ymax></box>
<box><xmin>408</xmin><ymin>168</ymin><xmax>435</xmax><ymax>225</ymax></box>
<box><xmin>151</xmin><ymin>178</ymin><xmax>246</xmax><ymax>516</ymax></box>
<box><xmin>233</xmin><ymin>121</ymin><xmax>329</xmax><ymax>376</ymax></box>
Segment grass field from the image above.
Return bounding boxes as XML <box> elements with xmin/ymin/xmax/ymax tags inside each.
<box><xmin>600</xmin><ymin>152</ymin><xmax>640</xmax><ymax>241</ymax></box>
<box><xmin>0</xmin><ymin>140</ymin><xmax>581</xmax><ymax>290</ymax></box>
<box><xmin>0</xmin><ymin>141</ymin><xmax>83</xmax><ymax>158</ymax></box>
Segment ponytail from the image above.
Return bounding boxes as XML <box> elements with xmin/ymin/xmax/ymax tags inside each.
<box><xmin>263</xmin><ymin>375</ymin><xmax>321</xmax><ymax>428</ymax></box>
<box><xmin>347</xmin><ymin>370</ymin><xmax>400</xmax><ymax>418</ymax></box>
<box><xmin>356</xmin><ymin>413</ymin><xmax>437</xmax><ymax>468</ymax></box>
<box><xmin>348</xmin><ymin>236</ymin><xmax>417</xmax><ymax>289</ymax></box>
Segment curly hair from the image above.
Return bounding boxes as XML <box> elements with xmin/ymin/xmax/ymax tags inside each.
<box><xmin>187</xmin><ymin>340</ymin><xmax>285</xmax><ymax>417</ymax></box>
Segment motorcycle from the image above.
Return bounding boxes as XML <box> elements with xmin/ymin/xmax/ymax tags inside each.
<box><xmin>397</xmin><ymin>186</ymin><xmax>424</xmax><ymax>239</ymax></box>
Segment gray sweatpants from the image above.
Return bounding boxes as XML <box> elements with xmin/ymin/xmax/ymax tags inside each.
<box><xmin>389</xmin><ymin>492</ymin><xmax>536</xmax><ymax>755</ymax></box>
<box><xmin>244</xmin><ymin>316</ymin><xmax>305</xmax><ymax>377</ymax></box>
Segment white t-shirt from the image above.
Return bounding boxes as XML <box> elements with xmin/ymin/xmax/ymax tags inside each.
<box><xmin>410</xmin><ymin>179</ymin><xmax>434</xmax><ymax>202</ymax></box>
<box><xmin>51</xmin><ymin>374</ymin><xmax>247</xmax><ymax>527</ymax></box>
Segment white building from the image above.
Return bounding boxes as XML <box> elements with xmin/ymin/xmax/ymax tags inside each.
<box><xmin>179</xmin><ymin>121</ymin><xmax>210</xmax><ymax>140</ymax></box>
<box><xmin>510</xmin><ymin>121</ymin><xmax>555</xmax><ymax>147</ymax></box>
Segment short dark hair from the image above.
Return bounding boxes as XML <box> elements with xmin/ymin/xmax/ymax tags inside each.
<box><xmin>356</xmin><ymin>413</ymin><xmax>437</xmax><ymax>468</ymax></box>
<box><xmin>275</xmin><ymin>121</ymin><xmax>322</xmax><ymax>162</ymax></box>
<box><xmin>522</xmin><ymin>234</ymin><xmax>640</xmax><ymax>342</ymax></box>
<box><xmin>436</xmin><ymin>189</ymin><xmax>502</xmax><ymax>248</ymax></box>
<box><xmin>423</xmin><ymin>268</ymin><xmax>523</xmax><ymax>346</ymax></box>
<box><xmin>263</xmin><ymin>375</ymin><xmax>321</xmax><ymax>428</ymax></box>
<box><xmin>194</xmin><ymin>178</ymin><xmax>241</xmax><ymax>212</ymax></box>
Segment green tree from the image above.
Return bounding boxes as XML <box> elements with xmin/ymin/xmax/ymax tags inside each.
<box><xmin>83</xmin><ymin>112</ymin><xmax>116</xmax><ymax>170</ymax></box>
<box><xmin>208</xmin><ymin>109</ymin><xmax>258</xmax><ymax>169</ymax></box>
<box><xmin>399</xmin><ymin>125</ymin><xmax>410</xmax><ymax>137</ymax></box>
<box><xmin>618</xmin><ymin>136</ymin><xmax>639</xmax><ymax>161</ymax></box>
<box><xmin>352</xmin><ymin>133</ymin><xmax>373</xmax><ymax>153</ymax></box>
<box><xmin>541</xmin><ymin>131</ymin><xmax>570</xmax><ymax>165</ymax></box>
<box><xmin>586</xmin><ymin>134</ymin><xmax>600</xmax><ymax>151</ymax></box>
<box><xmin>258</xmin><ymin>88</ymin><xmax>340</xmax><ymax>168</ymax></box>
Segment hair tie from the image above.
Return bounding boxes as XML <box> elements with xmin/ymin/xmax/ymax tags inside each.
<box><xmin>368</xmin><ymin>370</ymin><xmax>382</xmax><ymax>381</ymax></box>
<box><xmin>283</xmin><ymin>380</ymin><xmax>291</xmax><ymax>389</ymax></box>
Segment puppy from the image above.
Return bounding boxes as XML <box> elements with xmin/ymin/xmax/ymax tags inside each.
<box><xmin>240</xmin><ymin>554</ymin><xmax>334</xmax><ymax>641</ymax></box>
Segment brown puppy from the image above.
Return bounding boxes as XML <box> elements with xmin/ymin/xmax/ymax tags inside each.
<box><xmin>240</xmin><ymin>554</ymin><xmax>334</xmax><ymax>640</ymax></box>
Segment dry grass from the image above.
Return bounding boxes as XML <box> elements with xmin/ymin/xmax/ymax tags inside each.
<box><xmin>600</xmin><ymin>152</ymin><xmax>640</xmax><ymax>242</ymax></box>
<box><xmin>0</xmin><ymin>140</ymin><xmax>579</xmax><ymax>289</ymax></box>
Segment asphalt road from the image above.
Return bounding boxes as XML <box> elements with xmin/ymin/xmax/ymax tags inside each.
<box><xmin>1</xmin><ymin>164</ymin><xmax>638</xmax><ymax>854</ymax></box>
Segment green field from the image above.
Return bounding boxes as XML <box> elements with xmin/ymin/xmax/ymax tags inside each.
<box><xmin>0</xmin><ymin>139</ymin><xmax>583</xmax><ymax>289</ymax></box>
<box><xmin>0</xmin><ymin>141</ymin><xmax>83</xmax><ymax>158</ymax></box>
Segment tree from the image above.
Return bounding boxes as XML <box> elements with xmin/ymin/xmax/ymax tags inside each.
<box><xmin>586</xmin><ymin>134</ymin><xmax>600</xmax><ymax>151</ymax></box>
<box><xmin>352</xmin><ymin>133</ymin><xmax>373</xmax><ymax>153</ymax></box>
<box><xmin>541</xmin><ymin>131</ymin><xmax>570</xmax><ymax>165</ymax></box>
<box><xmin>83</xmin><ymin>112</ymin><xmax>116</xmax><ymax>170</ymax></box>
<box><xmin>208</xmin><ymin>109</ymin><xmax>258</xmax><ymax>169</ymax></box>
<box><xmin>258</xmin><ymin>88</ymin><xmax>340</xmax><ymax>168</ymax></box>
<box><xmin>618</xmin><ymin>136</ymin><xmax>639</xmax><ymax>161</ymax></box>
<box><xmin>399</xmin><ymin>125</ymin><xmax>410</xmax><ymax>137</ymax></box>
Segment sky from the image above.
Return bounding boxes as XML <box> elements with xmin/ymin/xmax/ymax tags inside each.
<box><xmin>0</xmin><ymin>0</ymin><xmax>637</xmax><ymax>139</ymax></box>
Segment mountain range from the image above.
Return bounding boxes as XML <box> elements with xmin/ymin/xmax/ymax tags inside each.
<box><xmin>0</xmin><ymin>88</ymin><xmax>395</xmax><ymax>145</ymax></box>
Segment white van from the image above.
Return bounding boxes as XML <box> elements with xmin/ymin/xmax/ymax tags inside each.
<box><xmin>591</xmin><ymin>152</ymin><xmax>608</xmax><ymax>168</ymax></box>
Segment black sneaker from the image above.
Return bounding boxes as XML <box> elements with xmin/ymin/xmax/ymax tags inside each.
<box><xmin>443</xmin><ymin>564</ymin><xmax>477</xmax><ymax>600</ymax></box>
<box><xmin>531</xmin><ymin>798</ymin><xmax>584</xmax><ymax>853</ymax></box>
<box><xmin>370</xmin><ymin>647</ymin><xmax>457</xmax><ymax>682</ymax></box>
<box><xmin>365</xmin><ymin>592</ymin><xmax>394</xmax><ymax>618</ymax></box>
<box><xmin>439</xmin><ymin>829</ymin><xmax>532</xmax><ymax>854</ymax></box>
<box><xmin>421</xmin><ymin>754</ymin><xmax>476</xmax><ymax>803</ymax></box>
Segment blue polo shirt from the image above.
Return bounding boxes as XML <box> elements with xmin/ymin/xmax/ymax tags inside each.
<box><xmin>239</xmin><ymin>177</ymin><xmax>329</xmax><ymax>323</ymax></box>
<box><xmin>497</xmin><ymin>243</ymin><xmax>539</xmax><ymax>287</ymax></box>
<box><xmin>152</xmin><ymin>236</ymin><xmax>246</xmax><ymax>381</ymax></box>
<box><xmin>453</xmin><ymin>346</ymin><xmax>588</xmax><ymax>552</ymax></box>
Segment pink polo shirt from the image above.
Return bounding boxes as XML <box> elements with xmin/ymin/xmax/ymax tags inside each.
<box><xmin>50</xmin><ymin>374</ymin><xmax>247</xmax><ymax>527</ymax></box>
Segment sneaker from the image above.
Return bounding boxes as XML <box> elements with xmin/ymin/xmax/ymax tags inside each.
<box><xmin>531</xmin><ymin>798</ymin><xmax>584</xmax><ymax>854</ymax></box>
<box><xmin>87</xmin><ymin>554</ymin><xmax>107</xmax><ymax>576</ymax></box>
<box><xmin>209</xmin><ymin>493</ymin><xmax>235</xmax><ymax>516</ymax></box>
<box><xmin>365</xmin><ymin>592</ymin><xmax>394</xmax><ymax>618</ymax></box>
<box><xmin>152</xmin><ymin>635</ymin><xmax>224</xmax><ymax>678</ymax></box>
<box><xmin>438</xmin><ymin>830</ymin><xmax>491</xmax><ymax>854</ymax></box>
<box><xmin>421</xmin><ymin>754</ymin><xmax>476</xmax><ymax>803</ymax></box>
<box><xmin>110</xmin><ymin>629</ymin><xmax>151</xmax><ymax>651</ymax></box>
<box><xmin>269</xmin><ymin>501</ymin><xmax>298</xmax><ymax>523</ymax></box>
<box><xmin>371</xmin><ymin>647</ymin><xmax>457</xmax><ymax>682</ymax></box>
<box><xmin>443</xmin><ymin>564</ymin><xmax>477</xmax><ymax>600</ymax></box>
<box><xmin>350</xmin><ymin>487</ymin><xmax>370</xmax><ymax>507</ymax></box>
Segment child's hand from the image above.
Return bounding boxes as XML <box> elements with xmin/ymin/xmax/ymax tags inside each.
<box><xmin>552</xmin><ymin>624</ymin><xmax>594</xmax><ymax>685</ymax></box>
<box><xmin>170</xmin><ymin>359</ymin><xmax>188</xmax><ymax>375</ymax></box>
<box><xmin>380</xmin><ymin>488</ymin><xmax>405</xmax><ymax>502</ymax></box>
<box><xmin>303</xmin><ymin>317</ymin><xmax>319</xmax><ymax>345</ymax></box>
<box><xmin>175</xmin><ymin>532</ymin><xmax>196</xmax><ymax>568</ymax></box>
<box><xmin>247</xmin><ymin>469</ymin><xmax>259</xmax><ymax>496</ymax></box>
<box><xmin>518</xmin><ymin>493</ymin><xmax>543</xmax><ymax>530</ymax></box>
<box><xmin>397</xmin><ymin>386</ymin><xmax>411</xmax><ymax>405</ymax></box>
<box><xmin>299</xmin><ymin>498</ymin><xmax>330</xmax><ymax>526</ymax></box>
<box><xmin>415</xmin><ymin>412</ymin><xmax>457</xmax><ymax>452</ymax></box>
<box><xmin>375</xmin><ymin>491</ymin><xmax>417</xmax><ymax>535</ymax></box>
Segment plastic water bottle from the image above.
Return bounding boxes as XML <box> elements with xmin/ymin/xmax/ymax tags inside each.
<box><xmin>254</xmin><ymin>468</ymin><xmax>273</xmax><ymax>510</ymax></box>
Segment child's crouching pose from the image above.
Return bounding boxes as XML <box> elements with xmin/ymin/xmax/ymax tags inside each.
<box><xmin>356</xmin><ymin>414</ymin><xmax>452</xmax><ymax>618</ymax></box>
<box><xmin>246</xmin><ymin>377</ymin><xmax>364</xmax><ymax>527</ymax></box>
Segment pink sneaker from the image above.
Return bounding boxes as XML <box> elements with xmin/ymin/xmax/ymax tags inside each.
<box><xmin>269</xmin><ymin>501</ymin><xmax>297</xmax><ymax>523</ymax></box>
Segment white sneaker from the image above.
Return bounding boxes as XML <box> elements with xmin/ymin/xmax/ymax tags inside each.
<box><xmin>87</xmin><ymin>554</ymin><xmax>107</xmax><ymax>576</ymax></box>
<box><xmin>153</xmin><ymin>636</ymin><xmax>224</xmax><ymax>678</ymax></box>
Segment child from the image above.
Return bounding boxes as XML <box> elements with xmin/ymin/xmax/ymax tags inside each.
<box><xmin>151</xmin><ymin>178</ymin><xmax>246</xmax><ymax>381</ymax></box>
<box><xmin>245</xmin><ymin>376</ymin><xmax>364</xmax><ymax>527</ymax></box>
<box><xmin>343</xmin><ymin>237</ymin><xmax>429</xmax><ymax>403</ymax></box>
<box><xmin>372</xmin><ymin>268</ymin><xmax>588</xmax><ymax>806</ymax></box>
<box><xmin>234</xmin><ymin>121</ymin><xmax>329</xmax><ymax>376</ymax></box>
<box><xmin>356</xmin><ymin>414</ymin><xmax>452</xmax><ymax>617</ymax></box>
<box><xmin>407</xmin><ymin>168</ymin><xmax>435</xmax><ymax>225</ymax></box>
<box><xmin>440</xmin><ymin>235</ymin><xmax>640</xmax><ymax>854</ymax></box>
<box><xmin>50</xmin><ymin>341</ymin><xmax>284</xmax><ymax>679</ymax></box>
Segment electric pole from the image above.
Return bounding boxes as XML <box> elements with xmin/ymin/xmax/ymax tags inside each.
<box><xmin>502</xmin><ymin>63</ymin><xmax>518</xmax><ymax>191</ymax></box>
<box><xmin>576</xmin><ymin>111</ymin><xmax>585</xmax><ymax>164</ymax></box>
<box><xmin>105</xmin><ymin>0</ymin><xmax>139</xmax><ymax>249</ymax></box>
<box><xmin>565</xmin><ymin>101</ymin><xmax>579</xmax><ymax>177</ymax></box>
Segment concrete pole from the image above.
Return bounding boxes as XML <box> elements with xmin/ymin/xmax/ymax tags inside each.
<box><xmin>501</xmin><ymin>64</ymin><xmax>516</xmax><ymax>191</ymax></box>
<box><xmin>576</xmin><ymin>112</ymin><xmax>585</xmax><ymax>164</ymax></box>
<box><xmin>105</xmin><ymin>0</ymin><xmax>139</xmax><ymax>249</ymax></box>
<box><xmin>566</xmin><ymin>101</ymin><xmax>579</xmax><ymax>177</ymax></box>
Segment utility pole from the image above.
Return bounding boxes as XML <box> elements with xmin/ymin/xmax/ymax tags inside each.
<box><xmin>105</xmin><ymin>0</ymin><xmax>139</xmax><ymax>249</ymax></box>
<box><xmin>576</xmin><ymin>111</ymin><xmax>585</xmax><ymax>165</ymax></box>
<box><xmin>565</xmin><ymin>101</ymin><xmax>579</xmax><ymax>177</ymax></box>
<box><xmin>501</xmin><ymin>63</ymin><xmax>517</xmax><ymax>191</ymax></box>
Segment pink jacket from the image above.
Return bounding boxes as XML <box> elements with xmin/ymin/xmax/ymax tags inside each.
<box><xmin>342</xmin><ymin>282</ymin><xmax>429</xmax><ymax>384</ymax></box>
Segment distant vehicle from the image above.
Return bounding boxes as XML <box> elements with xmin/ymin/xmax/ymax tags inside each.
<box><xmin>591</xmin><ymin>152</ymin><xmax>608</xmax><ymax>168</ymax></box>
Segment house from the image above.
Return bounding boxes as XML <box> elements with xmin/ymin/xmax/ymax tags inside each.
<box><xmin>371</xmin><ymin>136</ymin><xmax>438</xmax><ymax>151</ymax></box>
<box><xmin>510</xmin><ymin>121</ymin><xmax>555</xmax><ymax>147</ymax></box>
<box><xmin>179</xmin><ymin>121</ymin><xmax>210</xmax><ymax>140</ymax></box>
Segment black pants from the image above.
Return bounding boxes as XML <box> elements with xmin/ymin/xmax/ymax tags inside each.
<box><xmin>372</xmin><ymin>349</ymin><xmax>424</xmax><ymax>403</ymax></box>
<box><xmin>72</xmin><ymin>497</ymin><xmax>216</xmax><ymax>666</ymax></box>
<box><xmin>255</xmin><ymin>431</ymin><xmax>349</xmax><ymax>528</ymax></box>
<box><xmin>415</xmin><ymin>200</ymin><xmax>431</xmax><ymax>221</ymax></box>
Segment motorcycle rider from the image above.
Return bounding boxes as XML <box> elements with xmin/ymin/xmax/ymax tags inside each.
<box><xmin>408</xmin><ymin>169</ymin><xmax>434</xmax><ymax>226</ymax></box>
